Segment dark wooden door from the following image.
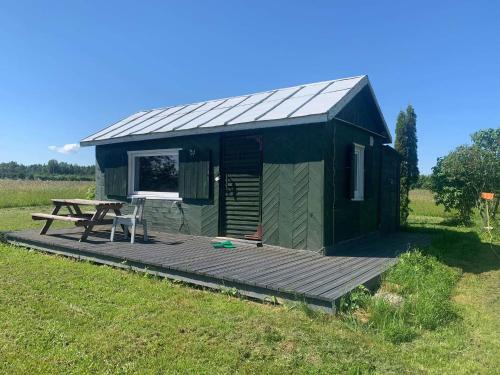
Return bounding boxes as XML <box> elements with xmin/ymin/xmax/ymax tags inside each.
<box><xmin>220</xmin><ymin>135</ymin><xmax>262</xmax><ymax>238</ymax></box>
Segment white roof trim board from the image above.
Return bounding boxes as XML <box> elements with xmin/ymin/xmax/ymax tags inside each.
<box><xmin>81</xmin><ymin>75</ymin><xmax>391</xmax><ymax>146</ymax></box>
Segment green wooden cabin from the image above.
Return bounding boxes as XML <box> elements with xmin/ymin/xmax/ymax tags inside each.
<box><xmin>81</xmin><ymin>75</ymin><xmax>400</xmax><ymax>254</ymax></box>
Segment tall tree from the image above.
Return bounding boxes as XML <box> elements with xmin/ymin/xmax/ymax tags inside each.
<box><xmin>394</xmin><ymin>105</ymin><xmax>419</xmax><ymax>225</ymax></box>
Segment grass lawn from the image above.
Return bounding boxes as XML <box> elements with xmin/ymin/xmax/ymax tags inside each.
<box><xmin>408</xmin><ymin>189</ymin><xmax>456</xmax><ymax>224</ymax></box>
<box><xmin>0</xmin><ymin>187</ymin><xmax>498</xmax><ymax>373</ymax></box>
<box><xmin>0</xmin><ymin>206</ymin><xmax>75</xmax><ymax>232</ymax></box>
<box><xmin>0</xmin><ymin>179</ymin><xmax>92</xmax><ymax>208</ymax></box>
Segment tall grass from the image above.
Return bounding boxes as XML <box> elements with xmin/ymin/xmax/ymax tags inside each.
<box><xmin>339</xmin><ymin>189</ymin><xmax>464</xmax><ymax>343</ymax></box>
<box><xmin>0</xmin><ymin>179</ymin><xmax>93</xmax><ymax>208</ymax></box>
<box><xmin>409</xmin><ymin>189</ymin><xmax>455</xmax><ymax>217</ymax></box>
<box><xmin>373</xmin><ymin>251</ymin><xmax>460</xmax><ymax>342</ymax></box>
<box><xmin>341</xmin><ymin>251</ymin><xmax>461</xmax><ymax>343</ymax></box>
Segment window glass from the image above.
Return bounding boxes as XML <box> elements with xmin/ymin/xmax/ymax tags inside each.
<box><xmin>134</xmin><ymin>154</ymin><xmax>179</xmax><ymax>193</ymax></box>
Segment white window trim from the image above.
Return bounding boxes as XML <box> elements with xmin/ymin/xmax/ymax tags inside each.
<box><xmin>127</xmin><ymin>148</ymin><xmax>182</xmax><ymax>200</ymax></box>
<box><xmin>352</xmin><ymin>143</ymin><xmax>365</xmax><ymax>201</ymax></box>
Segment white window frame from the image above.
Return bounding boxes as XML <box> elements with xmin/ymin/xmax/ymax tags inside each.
<box><xmin>127</xmin><ymin>148</ymin><xmax>182</xmax><ymax>200</ymax></box>
<box><xmin>352</xmin><ymin>143</ymin><xmax>365</xmax><ymax>201</ymax></box>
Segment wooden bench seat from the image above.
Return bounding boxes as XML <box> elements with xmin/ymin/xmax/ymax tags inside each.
<box><xmin>31</xmin><ymin>213</ymin><xmax>90</xmax><ymax>226</ymax></box>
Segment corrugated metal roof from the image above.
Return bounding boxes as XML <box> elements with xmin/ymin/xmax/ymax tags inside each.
<box><xmin>81</xmin><ymin>75</ymin><xmax>390</xmax><ymax>146</ymax></box>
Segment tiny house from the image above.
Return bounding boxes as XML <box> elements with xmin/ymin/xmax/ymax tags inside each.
<box><xmin>81</xmin><ymin>75</ymin><xmax>400</xmax><ymax>254</ymax></box>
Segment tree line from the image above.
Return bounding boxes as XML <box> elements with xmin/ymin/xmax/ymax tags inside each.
<box><xmin>0</xmin><ymin>160</ymin><xmax>95</xmax><ymax>181</ymax></box>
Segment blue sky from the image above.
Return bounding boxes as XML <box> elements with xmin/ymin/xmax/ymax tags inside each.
<box><xmin>0</xmin><ymin>1</ymin><xmax>498</xmax><ymax>173</ymax></box>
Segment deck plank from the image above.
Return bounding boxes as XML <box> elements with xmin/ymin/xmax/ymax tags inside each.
<box><xmin>5</xmin><ymin>227</ymin><xmax>430</xmax><ymax>313</ymax></box>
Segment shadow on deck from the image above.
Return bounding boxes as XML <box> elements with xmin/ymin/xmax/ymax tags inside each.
<box><xmin>4</xmin><ymin>228</ymin><xmax>431</xmax><ymax>313</ymax></box>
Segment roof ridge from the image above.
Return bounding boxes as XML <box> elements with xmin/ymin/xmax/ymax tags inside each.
<box><xmin>144</xmin><ymin>75</ymin><xmax>367</xmax><ymax>112</ymax></box>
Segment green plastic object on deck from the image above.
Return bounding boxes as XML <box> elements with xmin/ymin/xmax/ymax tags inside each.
<box><xmin>212</xmin><ymin>240</ymin><xmax>236</xmax><ymax>249</ymax></box>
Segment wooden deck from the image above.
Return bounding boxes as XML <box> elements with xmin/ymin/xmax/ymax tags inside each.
<box><xmin>4</xmin><ymin>228</ymin><xmax>430</xmax><ymax>313</ymax></box>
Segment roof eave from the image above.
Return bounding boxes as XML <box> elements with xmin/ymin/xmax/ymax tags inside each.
<box><xmin>80</xmin><ymin>113</ymin><xmax>328</xmax><ymax>147</ymax></box>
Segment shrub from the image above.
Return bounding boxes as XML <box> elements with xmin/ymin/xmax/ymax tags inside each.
<box><xmin>431</xmin><ymin>128</ymin><xmax>499</xmax><ymax>225</ymax></box>
<box><xmin>339</xmin><ymin>285</ymin><xmax>370</xmax><ymax>314</ymax></box>
<box><xmin>85</xmin><ymin>185</ymin><xmax>96</xmax><ymax>200</ymax></box>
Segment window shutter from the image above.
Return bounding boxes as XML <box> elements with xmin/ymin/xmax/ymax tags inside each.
<box><xmin>364</xmin><ymin>147</ymin><xmax>372</xmax><ymax>199</ymax></box>
<box><xmin>179</xmin><ymin>148</ymin><xmax>211</xmax><ymax>199</ymax></box>
<box><xmin>345</xmin><ymin>144</ymin><xmax>355</xmax><ymax>199</ymax></box>
<box><xmin>105</xmin><ymin>165</ymin><xmax>128</xmax><ymax>197</ymax></box>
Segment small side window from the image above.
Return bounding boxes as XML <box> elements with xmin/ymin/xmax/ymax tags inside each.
<box><xmin>353</xmin><ymin>144</ymin><xmax>365</xmax><ymax>201</ymax></box>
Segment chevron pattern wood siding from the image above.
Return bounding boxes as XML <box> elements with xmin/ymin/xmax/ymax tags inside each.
<box><xmin>262</xmin><ymin>126</ymin><xmax>325</xmax><ymax>252</ymax></box>
<box><xmin>262</xmin><ymin>162</ymin><xmax>280</xmax><ymax>244</ymax></box>
<box><xmin>306</xmin><ymin>158</ymin><xmax>324</xmax><ymax>250</ymax></box>
<box><xmin>292</xmin><ymin>162</ymin><xmax>309</xmax><ymax>248</ymax></box>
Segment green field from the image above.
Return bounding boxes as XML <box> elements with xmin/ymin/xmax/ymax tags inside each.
<box><xmin>409</xmin><ymin>189</ymin><xmax>451</xmax><ymax>216</ymax></box>
<box><xmin>0</xmin><ymin>184</ymin><xmax>498</xmax><ymax>374</ymax></box>
<box><xmin>408</xmin><ymin>189</ymin><xmax>457</xmax><ymax>224</ymax></box>
<box><xmin>0</xmin><ymin>179</ymin><xmax>92</xmax><ymax>209</ymax></box>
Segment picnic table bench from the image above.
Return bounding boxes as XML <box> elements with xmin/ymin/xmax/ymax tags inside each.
<box><xmin>32</xmin><ymin>199</ymin><xmax>125</xmax><ymax>242</ymax></box>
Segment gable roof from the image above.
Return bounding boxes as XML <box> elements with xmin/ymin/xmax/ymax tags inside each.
<box><xmin>81</xmin><ymin>75</ymin><xmax>390</xmax><ymax>146</ymax></box>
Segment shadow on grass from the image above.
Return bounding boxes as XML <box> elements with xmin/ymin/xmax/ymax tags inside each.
<box><xmin>438</xmin><ymin>217</ymin><xmax>465</xmax><ymax>227</ymax></box>
<box><xmin>405</xmin><ymin>225</ymin><xmax>500</xmax><ymax>274</ymax></box>
<box><xmin>408</xmin><ymin>215</ymin><xmax>462</xmax><ymax>227</ymax></box>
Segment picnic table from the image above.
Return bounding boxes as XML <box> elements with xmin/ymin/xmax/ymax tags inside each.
<box><xmin>32</xmin><ymin>199</ymin><xmax>125</xmax><ymax>241</ymax></box>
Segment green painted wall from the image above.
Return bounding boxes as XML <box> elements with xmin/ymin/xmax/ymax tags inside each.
<box><xmin>95</xmin><ymin>118</ymin><xmax>397</xmax><ymax>251</ymax></box>
<box><xmin>95</xmin><ymin>124</ymin><xmax>326</xmax><ymax>251</ymax></box>
<box><xmin>380</xmin><ymin>146</ymin><xmax>401</xmax><ymax>232</ymax></box>
<box><xmin>336</xmin><ymin>85</ymin><xmax>388</xmax><ymax>138</ymax></box>
<box><xmin>330</xmin><ymin>120</ymin><xmax>385</xmax><ymax>243</ymax></box>
<box><xmin>261</xmin><ymin>125</ymin><xmax>325</xmax><ymax>252</ymax></box>
<box><xmin>96</xmin><ymin>134</ymin><xmax>220</xmax><ymax>237</ymax></box>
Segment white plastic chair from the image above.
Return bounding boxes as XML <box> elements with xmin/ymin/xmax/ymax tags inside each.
<box><xmin>110</xmin><ymin>197</ymin><xmax>148</xmax><ymax>244</ymax></box>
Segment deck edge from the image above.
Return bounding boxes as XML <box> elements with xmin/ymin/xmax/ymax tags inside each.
<box><xmin>5</xmin><ymin>235</ymin><xmax>336</xmax><ymax>314</ymax></box>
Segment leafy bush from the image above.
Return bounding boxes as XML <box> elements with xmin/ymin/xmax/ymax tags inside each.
<box><xmin>431</xmin><ymin>128</ymin><xmax>499</xmax><ymax>225</ymax></box>
<box><xmin>339</xmin><ymin>285</ymin><xmax>370</xmax><ymax>314</ymax></box>
<box><xmin>85</xmin><ymin>185</ymin><xmax>96</xmax><ymax>200</ymax></box>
